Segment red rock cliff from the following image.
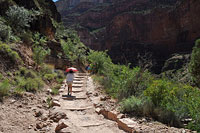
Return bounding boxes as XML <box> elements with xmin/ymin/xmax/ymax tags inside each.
<box><xmin>56</xmin><ymin>0</ymin><xmax>200</xmax><ymax>72</ymax></box>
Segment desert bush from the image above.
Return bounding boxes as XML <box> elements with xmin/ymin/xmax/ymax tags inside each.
<box><xmin>119</xmin><ymin>67</ymin><xmax>153</xmax><ymax>100</ymax></box>
<box><xmin>43</xmin><ymin>73</ymin><xmax>57</xmax><ymax>81</ymax></box>
<box><xmin>0</xmin><ymin>80</ymin><xmax>10</xmax><ymax>101</ymax></box>
<box><xmin>120</xmin><ymin>96</ymin><xmax>143</xmax><ymax>114</ymax></box>
<box><xmin>15</xmin><ymin>76</ymin><xmax>44</xmax><ymax>92</ymax></box>
<box><xmin>0</xmin><ymin>73</ymin><xmax>3</xmax><ymax>80</ymax></box>
<box><xmin>19</xmin><ymin>31</ymin><xmax>33</xmax><ymax>44</ymax></box>
<box><xmin>88</xmin><ymin>50</ymin><xmax>113</xmax><ymax>75</ymax></box>
<box><xmin>51</xmin><ymin>87</ymin><xmax>59</xmax><ymax>95</ymax></box>
<box><xmin>19</xmin><ymin>67</ymin><xmax>37</xmax><ymax>78</ymax></box>
<box><xmin>0</xmin><ymin>17</ymin><xmax>11</xmax><ymax>42</ymax></box>
<box><xmin>33</xmin><ymin>46</ymin><xmax>50</xmax><ymax>65</ymax></box>
<box><xmin>51</xmin><ymin>85</ymin><xmax>61</xmax><ymax>95</ymax></box>
<box><xmin>32</xmin><ymin>33</ymin><xmax>50</xmax><ymax>66</ymax></box>
<box><xmin>144</xmin><ymin>79</ymin><xmax>200</xmax><ymax>131</ymax></box>
<box><xmin>0</xmin><ymin>42</ymin><xmax>22</xmax><ymax>64</ymax></box>
<box><xmin>6</xmin><ymin>5</ymin><xmax>39</xmax><ymax>32</ymax></box>
<box><xmin>40</xmin><ymin>64</ymin><xmax>53</xmax><ymax>75</ymax></box>
<box><xmin>189</xmin><ymin>39</ymin><xmax>200</xmax><ymax>86</ymax></box>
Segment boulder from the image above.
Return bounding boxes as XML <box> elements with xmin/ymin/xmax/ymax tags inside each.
<box><xmin>49</xmin><ymin>110</ymin><xmax>67</xmax><ymax>122</ymax></box>
<box><xmin>55</xmin><ymin>120</ymin><xmax>68</xmax><ymax>133</ymax></box>
<box><xmin>52</xmin><ymin>101</ymin><xmax>61</xmax><ymax>107</ymax></box>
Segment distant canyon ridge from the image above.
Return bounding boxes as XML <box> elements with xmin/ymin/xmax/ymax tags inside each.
<box><xmin>55</xmin><ymin>0</ymin><xmax>200</xmax><ymax>73</ymax></box>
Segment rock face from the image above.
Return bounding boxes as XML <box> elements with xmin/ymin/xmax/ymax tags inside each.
<box><xmin>56</xmin><ymin>0</ymin><xmax>200</xmax><ymax>73</ymax></box>
<box><xmin>0</xmin><ymin>0</ymin><xmax>61</xmax><ymax>38</ymax></box>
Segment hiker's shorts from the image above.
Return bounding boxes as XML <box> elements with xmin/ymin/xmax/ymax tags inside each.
<box><xmin>67</xmin><ymin>81</ymin><xmax>73</xmax><ymax>86</ymax></box>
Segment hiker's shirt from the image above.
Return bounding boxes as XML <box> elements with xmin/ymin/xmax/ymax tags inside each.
<box><xmin>67</xmin><ymin>73</ymin><xmax>74</xmax><ymax>82</ymax></box>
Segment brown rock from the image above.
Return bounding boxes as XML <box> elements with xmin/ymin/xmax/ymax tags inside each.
<box><xmin>55</xmin><ymin>121</ymin><xmax>68</xmax><ymax>133</ymax></box>
<box><xmin>52</xmin><ymin>101</ymin><xmax>61</xmax><ymax>107</ymax></box>
<box><xmin>36</xmin><ymin>122</ymin><xmax>43</xmax><ymax>129</ymax></box>
<box><xmin>107</xmin><ymin>111</ymin><xmax>118</xmax><ymax>121</ymax></box>
<box><xmin>117</xmin><ymin>114</ymin><xmax>125</xmax><ymax>119</ymax></box>
<box><xmin>35</xmin><ymin>110</ymin><xmax>43</xmax><ymax>117</ymax></box>
<box><xmin>100</xmin><ymin>109</ymin><xmax>109</xmax><ymax>119</ymax></box>
<box><xmin>49</xmin><ymin>111</ymin><xmax>67</xmax><ymax>122</ymax></box>
<box><xmin>93</xmin><ymin>92</ymin><xmax>99</xmax><ymax>96</ymax></box>
<box><xmin>41</xmin><ymin>114</ymin><xmax>48</xmax><ymax>121</ymax></box>
<box><xmin>100</xmin><ymin>96</ymin><xmax>107</xmax><ymax>101</ymax></box>
<box><xmin>117</xmin><ymin>118</ymin><xmax>137</xmax><ymax>133</ymax></box>
<box><xmin>95</xmin><ymin>108</ymin><xmax>102</xmax><ymax>115</ymax></box>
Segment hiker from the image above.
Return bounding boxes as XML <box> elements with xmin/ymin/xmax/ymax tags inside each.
<box><xmin>85</xmin><ymin>64</ymin><xmax>91</xmax><ymax>73</ymax></box>
<box><xmin>66</xmin><ymin>70</ymin><xmax>75</xmax><ymax>96</ymax></box>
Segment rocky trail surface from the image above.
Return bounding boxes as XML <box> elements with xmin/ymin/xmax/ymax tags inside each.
<box><xmin>0</xmin><ymin>73</ymin><xmax>194</xmax><ymax>133</ymax></box>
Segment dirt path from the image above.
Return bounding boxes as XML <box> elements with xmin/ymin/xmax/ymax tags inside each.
<box><xmin>50</xmin><ymin>73</ymin><xmax>125</xmax><ymax>133</ymax></box>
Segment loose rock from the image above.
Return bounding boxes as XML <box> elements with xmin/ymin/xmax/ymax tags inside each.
<box><xmin>55</xmin><ymin>120</ymin><xmax>68</xmax><ymax>133</ymax></box>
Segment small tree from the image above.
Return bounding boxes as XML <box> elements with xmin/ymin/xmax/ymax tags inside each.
<box><xmin>32</xmin><ymin>33</ymin><xmax>50</xmax><ymax>66</ymax></box>
<box><xmin>33</xmin><ymin>46</ymin><xmax>50</xmax><ymax>66</ymax></box>
<box><xmin>189</xmin><ymin>39</ymin><xmax>200</xmax><ymax>86</ymax></box>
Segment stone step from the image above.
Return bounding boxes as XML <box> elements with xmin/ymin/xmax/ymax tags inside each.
<box><xmin>75</xmin><ymin>76</ymin><xmax>86</xmax><ymax>79</ymax></box>
<box><xmin>75</xmin><ymin>96</ymin><xmax>87</xmax><ymax>100</ymax></box>
<box><xmin>71</xmin><ymin>88</ymin><xmax>83</xmax><ymax>92</ymax></box>
<box><xmin>73</xmin><ymin>81</ymin><xmax>83</xmax><ymax>84</ymax></box>
<box><xmin>74</xmin><ymin>77</ymin><xmax>85</xmax><ymax>80</ymax></box>
<box><xmin>72</xmin><ymin>84</ymin><xmax>83</xmax><ymax>88</ymax></box>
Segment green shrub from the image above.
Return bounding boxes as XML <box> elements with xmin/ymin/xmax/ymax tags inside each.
<box><xmin>88</xmin><ymin>50</ymin><xmax>113</xmax><ymax>75</ymax></box>
<box><xmin>25</xmin><ymin>78</ymin><xmax>44</xmax><ymax>92</ymax></box>
<box><xmin>51</xmin><ymin>85</ymin><xmax>60</xmax><ymax>95</ymax></box>
<box><xmin>40</xmin><ymin>64</ymin><xmax>53</xmax><ymax>75</ymax></box>
<box><xmin>33</xmin><ymin>32</ymin><xmax>47</xmax><ymax>46</ymax></box>
<box><xmin>120</xmin><ymin>96</ymin><xmax>143</xmax><ymax>114</ymax></box>
<box><xmin>189</xmin><ymin>39</ymin><xmax>200</xmax><ymax>86</ymax></box>
<box><xmin>19</xmin><ymin>31</ymin><xmax>33</xmax><ymax>44</ymax></box>
<box><xmin>43</xmin><ymin>73</ymin><xmax>57</xmax><ymax>81</ymax></box>
<box><xmin>19</xmin><ymin>67</ymin><xmax>37</xmax><ymax>78</ymax></box>
<box><xmin>15</xmin><ymin>76</ymin><xmax>44</xmax><ymax>92</ymax></box>
<box><xmin>60</xmin><ymin>30</ymin><xmax>87</xmax><ymax>63</ymax></box>
<box><xmin>33</xmin><ymin>46</ymin><xmax>50</xmax><ymax>65</ymax></box>
<box><xmin>144</xmin><ymin>79</ymin><xmax>200</xmax><ymax>131</ymax></box>
<box><xmin>0</xmin><ymin>80</ymin><xmax>10</xmax><ymax>101</ymax></box>
<box><xmin>0</xmin><ymin>73</ymin><xmax>4</xmax><ymax>80</ymax></box>
<box><xmin>46</xmin><ymin>96</ymin><xmax>53</xmax><ymax>108</ymax></box>
<box><xmin>6</xmin><ymin>5</ymin><xmax>39</xmax><ymax>32</ymax></box>
<box><xmin>0</xmin><ymin>42</ymin><xmax>21</xmax><ymax>63</ymax></box>
<box><xmin>0</xmin><ymin>17</ymin><xmax>12</xmax><ymax>42</ymax></box>
<box><xmin>119</xmin><ymin>67</ymin><xmax>153</xmax><ymax>100</ymax></box>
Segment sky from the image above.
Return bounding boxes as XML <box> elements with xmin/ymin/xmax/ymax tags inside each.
<box><xmin>53</xmin><ymin>0</ymin><xmax>58</xmax><ymax>2</ymax></box>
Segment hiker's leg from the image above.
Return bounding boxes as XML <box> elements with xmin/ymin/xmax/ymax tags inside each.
<box><xmin>68</xmin><ymin>84</ymin><xmax>72</xmax><ymax>95</ymax></box>
<box><xmin>70</xmin><ymin>86</ymin><xmax>72</xmax><ymax>95</ymax></box>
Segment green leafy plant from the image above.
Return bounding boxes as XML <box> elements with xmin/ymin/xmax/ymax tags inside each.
<box><xmin>6</xmin><ymin>5</ymin><xmax>39</xmax><ymax>32</ymax></box>
<box><xmin>88</xmin><ymin>50</ymin><xmax>113</xmax><ymax>75</ymax></box>
<box><xmin>144</xmin><ymin>79</ymin><xmax>200</xmax><ymax>130</ymax></box>
<box><xmin>189</xmin><ymin>39</ymin><xmax>200</xmax><ymax>86</ymax></box>
<box><xmin>120</xmin><ymin>96</ymin><xmax>143</xmax><ymax>114</ymax></box>
<box><xmin>0</xmin><ymin>42</ymin><xmax>22</xmax><ymax>64</ymax></box>
<box><xmin>0</xmin><ymin>17</ymin><xmax>12</xmax><ymax>42</ymax></box>
<box><xmin>60</xmin><ymin>30</ymin><xmax>87</xmax><ymax>64</ymax></box>
<box><xmin>33</xmin><ymin>46</ymin><xmax>50</xmax><ymax>66</ymax></box>
<box><xmin>0</xmin><ymin>80</ymin><xmax>10</xmax><ymax>101</ymax></box>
